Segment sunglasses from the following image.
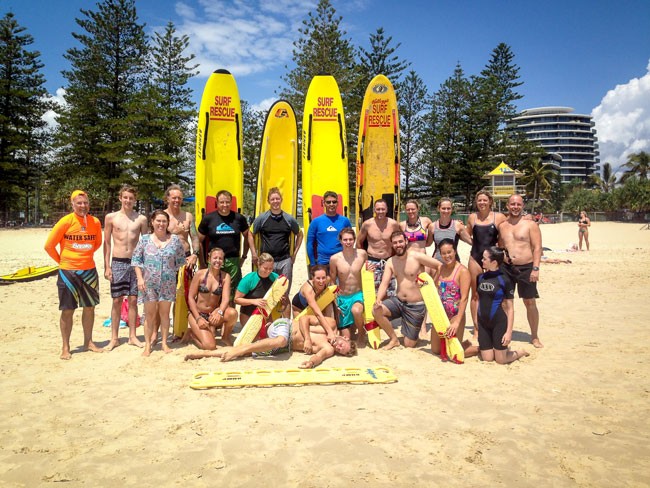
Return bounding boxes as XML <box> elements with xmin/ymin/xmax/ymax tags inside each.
<box><xmin>324</xmin><ymin>200</ymin><xmax>338</xmax><ymax>204</ymax></box>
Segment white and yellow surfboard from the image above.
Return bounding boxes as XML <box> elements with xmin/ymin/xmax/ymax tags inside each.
<box><xmin>356</xmin><ymin>74</ymin><xmax>400</xmax><ymax>228</ymax></box>
<box><xmin>302</xmin><ymin>75</ymin><xmax>349</xmax><ymax>264</ymax></box>
<box><xmin>195</xmin><ymin>69</ymin><xmax>244</xmax><ymax>222</ymax></box>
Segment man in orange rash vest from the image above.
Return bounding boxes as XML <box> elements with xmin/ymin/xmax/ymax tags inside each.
<box><xmin>44</xmin><ymin>190</ymin><xmax>103</xmax><ymax>359</ymax></box>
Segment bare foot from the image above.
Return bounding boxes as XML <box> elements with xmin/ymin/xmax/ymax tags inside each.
<box><xmin>515</xmin><ymin>349</ymin><xmax>531</xmax><ymax>360</ymax></box>
<box><xmin>60</xmin><ymin>350</ymin><xmax>72</xmax><ymax>360</ymax></box>
<box><xmin>532</xmin><ymin>338</ymin><xmax>544</xmax><ymax>348</ymax></box>
<box><xmin>104</xmin><ymin>339</ymin><xmax>120</xmax><ymax>351</ymax></box>
<box><xmin>382</xmin><ymin>339</ymin><xmax>400</xmax><ymax>350</ymax></box>
<box><xmin>356</xmin><ymin>337</ymin><xmax>367</xmax><ymax>348</ymax></box>
<box><xmin>180</xmin><ymin>331</ymin><xmax>191</xmax><ymax>344</ymax></box>
<box><xmin>221</xmin><ymin>336</ymin><xmax>233</xmax><ymax>347</ymax></box>
<box><xmin>142</xmin><ymin>347</ymin><xmax>152</xmax><ymax>357</ymax></box>
<box><xmin>162</xmin><ymin>344</ymin><xmax>172</xmax><ymax>354</ymax></box>
<box><xmin>128</xmin><ymin>337</ymin><xmax>144</xmax><ymax>348</ymax></box>
<box><xmin>85</xmin><ymin>342</ymin><xmax>103</xmax><ymax>353</ymax></box>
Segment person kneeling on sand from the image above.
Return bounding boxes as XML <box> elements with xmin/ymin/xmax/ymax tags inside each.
<box><xmin>185</xmin><ymin>247</ymin><xmax>238</xmax><ymax>349</ymax></box>
<box><xmin>184</xmin><ymin>316</ymin><xmax>356</xmax><ymax>368</ymax></box>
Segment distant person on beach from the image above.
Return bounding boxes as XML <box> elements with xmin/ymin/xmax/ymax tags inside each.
<box><xmin>131</xmin><ymin>210</ymin><xmax>186</xmax><ymax>356</ymax></box>
<box><xmin>251</xmin><ymin>187</ymin><xmax>303</xmax><ymax>316</ymax></box>
<box><xmin>198</xmin><ymin>190</ymin><xmax>256</xmax><ymax>298</ymax></box>
<box><xmin>357</xmin><ymin>199</ymin><xmax>400</xmax><ymax>295</ymax></box>
<box><xmin>44</xmin><ymin>190</ymin><xmax>103</xmax><ymax>360</ymax></box>
<box><xmin>498</xmin><ymin>194</ymin><xmax>543</xmax><ymax>348</ymax></box>
<box><xmin>185</xmin><ymin>247</ymin><xmax>238</xmax><ymax>349</ymax></box>
<box><xmin>372</xmin><ymin>231</ymin><xmax>442</xmax><ymax>349</ymax></box>
<box><xmin>164</xmin><ymin>184</ymin><xmax>200</xmax><ymax>267</ymax></box>
<box><xmin>475</xmin><ymin>246</ymin><xmax>529</xmax><ymax>364</ymax></box>
<box><xmin>578</xmin><ymin>210</ymin><xmax>591</xmax><ymax>250</ymax></box>
<box><xmin>466</xmin><ymin>190</ymin><xmax>507</xmax><ymax>341</ymax></box>
<box><xmin>184</xmin><ymin>317</ymin><xmax>356</xmax><ymax>368</ymax></box>
<box><xmin>329</xmin><ymin>228</ymin><xmax>367</xmax><ymax>344</ymax></box>
<box><xmin>306</xmin><ymin>190</ymin><xmax>352</xmax><ymax>270</ymax></box>
<box><xmin>400</xmin><ymin>199</ymin><xmax>432</xmax><ymax>253</ymax></box>
<box><xmin>103</xmin><ymin>185</ymin><xmax>148</xmax><ymax>351</ymax></box>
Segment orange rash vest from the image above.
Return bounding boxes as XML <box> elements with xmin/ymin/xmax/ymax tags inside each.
<box><xmin>44</xmin><ymin>213</ymin><xmax>103</xmax><ymax>270</ymax></box>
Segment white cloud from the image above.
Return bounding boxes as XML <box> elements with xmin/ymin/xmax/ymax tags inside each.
<box><xmin>592</xmin><ymin>60</ymin><xmax>650</xmax><ymax>176</ymax></box>
<box><xmin>251</xmin><ymin>97</ymin><xmax>277</xmax><ymax>112</ymax></box>
<box><xmin>176</xmin><ymin>0</ymin><xmax>315</xmax><ymax>78</ymax></box>
<box><xmin>41</xmin><ymin>87</ymin><xmax>67</xmax><ymax>128</ymax></box>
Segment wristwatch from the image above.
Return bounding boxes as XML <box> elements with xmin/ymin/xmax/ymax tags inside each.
<box><xmin>532</xmin><ymin>266</ymin><xmax>540</xmax><ymax>271</ymax></box>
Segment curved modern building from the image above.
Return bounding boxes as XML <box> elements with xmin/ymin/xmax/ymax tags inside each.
<box><xmin>508</xmin><ymin>107</ymin><xmax>600</xmax><ymax>183</ymax></box>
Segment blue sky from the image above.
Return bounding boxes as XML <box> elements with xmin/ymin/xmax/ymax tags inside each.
<box><xmin>4</xmin><ymin>0</ymin><xmax>650</xmax><ymax>169</ymax></box>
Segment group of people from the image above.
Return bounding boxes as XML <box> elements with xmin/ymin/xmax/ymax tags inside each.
<box><xmin>45</xmin><ymin>185</ymin><xmax>544</xmax><ymax>366</ymax></box>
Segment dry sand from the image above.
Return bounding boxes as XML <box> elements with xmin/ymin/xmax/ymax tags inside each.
<box><xmin>0</xmin><ymin>222</ymin><xmax>649</xmax><ymax>487</ymax></box>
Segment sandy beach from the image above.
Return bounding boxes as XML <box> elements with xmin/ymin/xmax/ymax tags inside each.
<box><xmin>0</xmin><ymin>221</ymin><xmax>649</xmax><ymax>487</ymax></box>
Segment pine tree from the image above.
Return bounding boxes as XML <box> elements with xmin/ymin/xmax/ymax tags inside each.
<box><xmin>358</xmin><ymin>27</ymin><xmax>410</xmax><ymax>89</ymax></box>
<box><xmin>0</xmin><ymin>13</ymin><xmax>52</xmax><ymax>222</ymax></box>
<box><xmin>398</xmin><ymin>70</ymin><xmax>428</xmax><ymax>201</ymax></box>
<box><xmin>279</xmin><ymin>0</ymin><xmax>360</xmax><ymax>208</ymax></box>
<box><xmin>127</xmin><ymin>21</ymin><xmax>198</xmax><ymax>210</ymax></box>
<box><xmin>55</xmin><ymin>0</ymin><xmax>147</xmax><ymax>209</ymax></box>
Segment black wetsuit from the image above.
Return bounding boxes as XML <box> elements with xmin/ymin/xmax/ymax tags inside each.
<box><xmin>477</xmin><ymin>270</ymin><xmax>513</xmax><ymax>351</ymax></box>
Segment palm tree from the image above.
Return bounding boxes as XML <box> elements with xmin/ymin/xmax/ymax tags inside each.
<box><xmin>621</xmin><ymin>151</ymin><xmax>649</xmax><ymax>181</ymax></box>
<box><xmin>590</xmin><ymin>162</ymin><xmax>617</xmax><ymax>192</ymax></box>
<box><xmin>519</xmin><ymin>157</ymin><xmax>555</xmax><ymax>212</ymax></box>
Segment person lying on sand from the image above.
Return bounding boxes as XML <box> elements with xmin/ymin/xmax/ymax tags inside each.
<box><xmin>184</xmin><ymin>316</ymin><xmax>356</xmax><ymax>368</ymax></box>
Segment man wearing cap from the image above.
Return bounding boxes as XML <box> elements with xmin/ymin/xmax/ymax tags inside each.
<box><xmin>45</xmin><ymin>190</ymin><xmax>103</xmax><ymax>359</ymax></box>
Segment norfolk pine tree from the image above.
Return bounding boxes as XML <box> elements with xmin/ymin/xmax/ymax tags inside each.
<box><xmin>55</xmin><ymin>0</ymin><xmax>147</xmax><ymax>210</ymax></box>
<box><xmin>0</xmin><ymin>12</ymin><xmax>52</xmax><ymax>222</ymax></box>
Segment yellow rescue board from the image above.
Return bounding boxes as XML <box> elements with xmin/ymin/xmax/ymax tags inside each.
<box><xmin>356</xmin><ymin>74</ymin><xmax>400</xmax><ymax>228</ymax></box>
<box><xmin>190</xmin><ymin>366</ymin><xmax>397</xmax><ymax>389</ymax></box>
<box><xmin>302</xmin><ymin>75</ymin><xmax>349</xmax><ymax>264</ymax></box>
<box><xmin>253</xmin><ymin>100</ymin><xmax>299</xmax><ymax>269</ymax></box>
<box><xmin>233</xmin><ymin>275</ymin><xmax>289</xmax><ymax>346</ymax></box>
<box><xmin>361</xmin><ymin>264</ymin><xmax>382</xmax><ymax>349</ymax></box>
<box><xmin>295</xmin><ymin>285</ymin><xmax>338</xmax><ymax>319</ymax></box>
<box><xmin>0</xmin><ymin>265</ymin><xmax>58</xmax><ymax>282</ymax></box>
<box><xmin>417</xmin><ymin>272</ymin><xmax>464</xmax><ymax>364</ymax></box>
<box><xmin>173</xmin><ymin>265</ymin><xmax>190</xmax><ymax>338</ymax></box>
<box><xmin>195</xmin><ymin>69</ymin><xmax>244</xmax><ymax>222</ymax></box>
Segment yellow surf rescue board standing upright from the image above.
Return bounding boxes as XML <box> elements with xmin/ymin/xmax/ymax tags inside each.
<box><xmin>417</xmin><ymin>272</ymin><xmax>464</xmax><ymax>364</ymax></box>
<box><xmin>356</xmin><ymin>74</ymin><xmax>400</xmax><ymax>228</ymax></box>
<box><xmin>252</xmin><ymin>100</ymin><xmax>299</xmax><ymax>271</ymax></box>
<box><xmin>195</xmin><ymin>69</ymin><xmax>244</xmax><ymax>225</ymax></box>
<box><xmin>302</xmin><ymin>75</ymin><xmax>349</xmax><ymax>265</ymax></box>
<box><xmin>360</xmin><ymin>264</ymin><xmax>382</xmax><ymax>349</ymax></box>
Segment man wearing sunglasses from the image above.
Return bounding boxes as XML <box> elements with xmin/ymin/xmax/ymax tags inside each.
<box><xmin>306</xmin><ymin>191</ymin><xmax>351</xmax><ymax>270</ymax></box>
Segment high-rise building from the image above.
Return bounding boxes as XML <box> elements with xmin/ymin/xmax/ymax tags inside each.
<box><xmin>508</xmin><ymin>107</ymin><xmax>600</xmax><ymax>183</ymax></box>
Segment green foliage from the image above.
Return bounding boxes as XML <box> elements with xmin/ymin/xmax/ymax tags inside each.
<box><xmin>54</xmin><ymin>0</ymin><xmax>148</xmax><ymax>209</ymax></box>
<box><xmin>241</xmin><ymin>100</ymin><xmax>265</xmax><ymax>216</ymax></box>
<box><xmin>398</xmin><ymin>70</ymin><xmax>428</xmax><ymax>201</ymax></box>
<box><xmin>611</xmin><ymin>176</ymin><xmax>650</xmax><ymax>211</ymax></box>
<box><xmin>0</xmin><ymin>12</ymin><xmax>52</xmax><ymax>221</ymax></box>
<box><xmin>621</xmin><ymin>151</ymin><xmax>649</xmax><ymax>182</ymax></box>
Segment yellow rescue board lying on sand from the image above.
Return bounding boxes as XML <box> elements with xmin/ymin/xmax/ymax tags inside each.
<box><xmin>356</xmin><ymin>74</ymin><xmax>400</xmax><ymax>227</ymax></box>
<box><xmin>360</xmin><ymin>264</ymin><xmax>382</xmax><ymax>349</ymax></box>
<box><xmin>233</xmin><ymin>275</ymin><xmax>289</xmax><ymax>346</ymax></box>
<box><xmin>417</xmin><ymin>272</ymin><xmax>464</xmax><ymax>363</ymax></box>
<box><xmin>253</xmin><ymin>100</ymin><xmax>299</xmax><ymax>269</ymax></box>
<box><xmin>190</xmin><ymin>366</ymin><xmax>397</xmax><ymax>389</ymax></box>
<box><xmin>302</xmin><ymin>74</ymin><xmax>349</xmax><ymax>264</ymax></box>
<box><xmin>0</xmin><ymin>265</ymin><xmax>58</xmax><ymax>282</ymax></box>
<box><xmin>195</xmin><ymin>69</ymin><xmax>244</xmax><ymax>223</ymax></box>
<box><xmin>295</xmin><ymin>285</ymin><xmax>338</xmax><ymax>319</ymax></box>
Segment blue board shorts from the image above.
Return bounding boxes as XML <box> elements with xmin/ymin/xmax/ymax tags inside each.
<box><xmin>336</xmin><ymin>290</ymin><xmax>364</xmax><ymax>329</ymax></box>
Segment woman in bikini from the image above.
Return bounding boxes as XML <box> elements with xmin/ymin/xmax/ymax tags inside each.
<box><xmin>465</xmin><ymin>190</ymin><xmax>506</xmax><ymax>341</ymax></box>
<box><xmin>186</xmin><ymin>247</ymin><xmax>238</xmax><ymax>349</ymax></box>
<box><xmin>291</xmin><ymin>265</ymin><xmax>334</xmax><ymax>321</ymax></box>
<box><xmin>578</xmin><ymin>210</ymin><xmax>591</xmax><ymax>250</ymax></box>
<box><xmin>428</xmin><ymin>197</ymin><xmax>472</xmax><ymax>262</ymax></box>
<box><xmin>400</xmin><ymin>200</ymin><xmax>432</xmax><ymax>253</ymax></box>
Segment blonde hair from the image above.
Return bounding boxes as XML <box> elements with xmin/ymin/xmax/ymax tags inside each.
<box><xmin>257</xmin><ymin>253</ymin><xmax>274</xmax><ymax>265</ymax></box>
